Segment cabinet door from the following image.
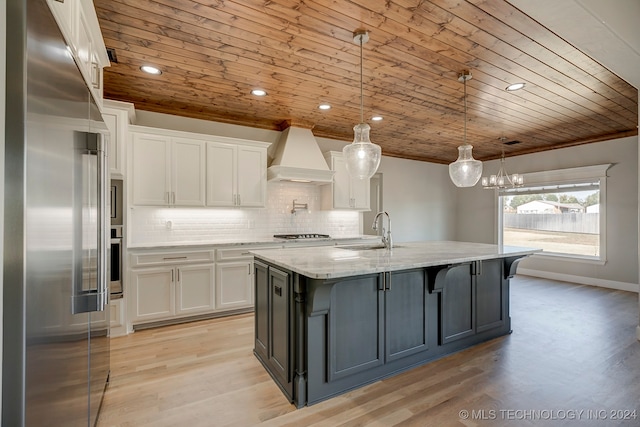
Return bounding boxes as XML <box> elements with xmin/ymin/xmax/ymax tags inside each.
<box><xmin>103</xmin><ymin>112</ymin><xmax>120</xmax><ymax>175</ymax></box>
<box><xmin>476</xmin><ymin>259</ymin><xmax>505</xmax><ymax>333</ymax></box>
<box><xmin>216</xmin><ymin>261</ymin><xmax>253</xmax><ymax>310</ymax></box>
<box><xmin>331</xmin><ymin>156</ymin><xmax>352</xmax><ymax>209</ymax></box>
<box><xmin>269</xmin><ymin>267</ymin><xmax>292</xmax><ymax>386</ymax></box>
<box><xmin>130</xmin><ymin>267</ymin><xmax>174</xmax><ymax>322</ymax></box>
<box><xmin>237</xmin><ymin>146</ymin><xmax>266</xmax><ymax>207</ymax></box>
<box><xmin>385</xmin><ymin>269</ymin><xmax>429</xmax><ymax>362</ymax></box>
<box><xmin>328</xmin><ymin>274</ymin><xmax>384</xmax><ymax>381</ymax></box>
<box><xmin>206</xmin><ymin>142</ymin><xmax>236</xmax><ymax>206</ymax></box>
<box><xmin>47</xmin><ymin>0</ymin><xmax>77</xmax><ymax>57</ymax></box>
<box><xmin>441</xmin><ymin>263</ymin><xmax>475</xmax><ymax>344</ymax></box>
<box><xmin>131</xmin><ymin>133</ymin><xmax>171</xmax><ymax>205</ymax></box>
<box><xmin>350</xmin><ymin>175</ymin><xmax>370</xmax><ymax>210</ymax></box>
<box><xmin>176</xmin><ymin>264</ymin><xmax>215</xmax><ymax>315</ymax></box>
<box><xmin>254</xmin><ymin>261</ymin><xmax>269</xmax><ymax>361</ymax></box>
<box><xmin>172</xmin><ymin>138</ymin><xmax>206</xmax><ymax>206</ymax></box>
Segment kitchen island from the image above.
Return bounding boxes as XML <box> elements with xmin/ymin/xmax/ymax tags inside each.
<box><xmin>251</xmin><ymin>241</ymin><xmax>540</xmax><ymax>408</ymax></box>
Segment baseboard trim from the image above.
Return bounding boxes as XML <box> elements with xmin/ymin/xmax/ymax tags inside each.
<box><xmin>517</xmin><ymin>268</ymin><xmax>639</xmax><ymax>293</ymax></box>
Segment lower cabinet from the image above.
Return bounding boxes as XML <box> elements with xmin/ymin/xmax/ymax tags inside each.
<box><xmin>326</xmin><ymin>269</ymin><xmax>429</xmax><ymax>381</ymax></box>
<box><xmin>216</xmin><ymin>260</ymin><xmax>252</xmax><ymax>310</ymax></box>
<box><xmin>437</xmin><ymin>258</ymin><xmax>506</xmax><ymax>344</ymax></box>
<box><xmin>253</xmin><ymin>260</ymin><xmax>294</xmax><ymax>397</ymax></box>
<box><xmin>130</xmin><ymin>263</ymin><xmax>214</xmax><ymax>323</ymax></box>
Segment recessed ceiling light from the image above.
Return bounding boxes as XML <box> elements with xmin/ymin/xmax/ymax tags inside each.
<box><xmin>318</xmin><ymin>103</ymin><xmax>331</xmax><ymax>110</ymax></box>
<box><xmin>506</xmin><ymin>82</ymin><xmax>526</xmax><ymax>91</ymax></box>
<box><xmin>140</xmin><ymin>65</ymin><xmax>162</xmax><ymax>75</ymax></box>
<box><xmin>371</xmin><ymin>116</ymin><xmax>383</xmax><ymax>121</ymax></box>
<box><xmin>251</xmin><ymin>89</ymin><xmax>267</xmax><ymax>96</ymax></box>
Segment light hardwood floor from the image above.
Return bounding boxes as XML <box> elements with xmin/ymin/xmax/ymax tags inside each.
<box><xmin>97</xmin><ymin>276</ymin><xmax>640</xmax><ymax>426</ymax></box>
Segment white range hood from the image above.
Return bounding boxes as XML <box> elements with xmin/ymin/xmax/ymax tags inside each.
<box><xmin>267</xmin><ymin>125</ymin><xmax>335</xmax><ymax>184</ymax></box>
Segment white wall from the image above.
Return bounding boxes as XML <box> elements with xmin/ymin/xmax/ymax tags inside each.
<box><xmin>377</xmin><ymin>156</ymin><xmax>456</xmax><ymax>242</ymax></box>
<box><xmin>457</xmin><ymin>136</ymin><xmax>639</xmax><ymax>289</ymax></box>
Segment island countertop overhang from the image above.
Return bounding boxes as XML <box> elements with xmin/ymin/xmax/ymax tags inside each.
<box><xmin>250</xmin><ymin>240</ymin><xmax>541</xmax><ymax>280</ymax></box>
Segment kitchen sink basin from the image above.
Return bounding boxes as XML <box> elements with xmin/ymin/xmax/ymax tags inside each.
<box><xmin>339</xmin><ymin>244</ymin><xmax>403</xmax><ymax>251</ymax></box>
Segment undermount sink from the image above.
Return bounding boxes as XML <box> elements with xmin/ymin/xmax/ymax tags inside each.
<box><xmin>339</xmin><ymin>244</ymin><xmax>403</xmax><ymax>251</ymax></box>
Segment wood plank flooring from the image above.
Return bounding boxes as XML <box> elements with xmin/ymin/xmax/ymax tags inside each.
<box><xmin>97</xmin><ymin>276</ymin><xmax>640</xmax><ymax>426</ymax></box>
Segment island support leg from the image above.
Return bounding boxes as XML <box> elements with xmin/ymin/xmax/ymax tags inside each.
<box><xmin>293</xmin><ymin>274</ymin><xmax>307</xmax><ymax>408</ymax></box>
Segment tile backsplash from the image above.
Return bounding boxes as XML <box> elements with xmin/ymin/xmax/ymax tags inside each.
<box><xmin>128</xmin><ymin>181</ymin><xmax>361</xmax><ymax>245</ymax></box>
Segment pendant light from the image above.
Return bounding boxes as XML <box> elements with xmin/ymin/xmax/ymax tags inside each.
<box><xmin>343</xmin><ymin>29</ymin><xmax>381</xmax><ymax>180</ymax></box>
<box><xmin>449</xmin><ymin>71</ymin><xmax>482</xmax><ymax>187</ymax></box>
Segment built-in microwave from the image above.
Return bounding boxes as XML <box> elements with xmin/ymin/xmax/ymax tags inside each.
<box><xmin>110</xmin><ymin>179</ymin><xmax>123</xmax><ymax>226</ymax></box>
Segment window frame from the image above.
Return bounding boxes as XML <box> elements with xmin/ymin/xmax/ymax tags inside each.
<box><xmin>497</xmin><ymin>164</ymin><xmax>611</xmax><ymax>264</ymax></box>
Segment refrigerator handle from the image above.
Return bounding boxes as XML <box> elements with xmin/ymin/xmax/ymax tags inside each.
<box><xmin>96</xmin><ymin>132</ymin><xmax>108</xmax><ymax>311</ymax></box>
<box><xmin>72</xmin><ymin>132</ymin><xmax>108</xmax><ymax>314</ymax></box>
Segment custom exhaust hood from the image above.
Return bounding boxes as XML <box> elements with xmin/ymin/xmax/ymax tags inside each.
<box><xmin>267</xmin><ymin>124</ymin><xmax>335</xmax><ymax>184</ymax></box>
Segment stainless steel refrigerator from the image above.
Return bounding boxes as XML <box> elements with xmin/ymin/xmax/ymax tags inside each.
<box><xmin>3</xmin><ymin>0</ymin><xmax>110</xmax><ymax>425</ymax></box>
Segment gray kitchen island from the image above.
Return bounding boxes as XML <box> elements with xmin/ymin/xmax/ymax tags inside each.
<box><xmin>251</xmin><ymin>241</ymin><xmax>540</xmax><ymax>408</ymax></box>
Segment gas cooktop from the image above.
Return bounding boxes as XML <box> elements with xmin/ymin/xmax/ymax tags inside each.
<box><xmin>273</xmin><ymin>233</ymin><xmax>330</xmax><ymax>240</ymax></box>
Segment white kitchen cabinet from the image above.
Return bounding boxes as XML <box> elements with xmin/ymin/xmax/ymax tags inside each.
<box><xmin>321</xmin><ymin>151</ymin><xmax>370</xmax><ymax>210</ymax></box>
<box><xmin>129</xmin><ymin>249</ymin><xmax>215</xmax><ymax>326</ymax></box>
<box><xmin>103</xmin><ymin>100</ymin><xmax>135</xmax><ymax>177</ymax></box>
<box><xmin>176</xmin><ymin>264</ymin><xmax>215</xmax><ymax>315</ymax></box>
<box><xmin>215</xmin><ymin>245</ymin><xmax>282</xmax><ymax>311</ymax></box>
<box><xmin>216</xmin><ymin>261</ymin><xmax>253</xmax><ymax>310</ymax></box>
<box><xmin>130</xmin><ymin>266</ymin><xmax>174</xmax><ymax>323</ymax></box>
<box><xmin>131</xmin><ymin>131</ymin><xmax>206</xmax><ymax>206</ymax></box>
<box><xmin>47</xmin><ymin>0</ymin><xmax>109</xmax><ymax>108</ymax></box>
<box><xmin>206</xmin><ymin>142</ymin><xmax>267</xmax><ymax>207</ymax></box>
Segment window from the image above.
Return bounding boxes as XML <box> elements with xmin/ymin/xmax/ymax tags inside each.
<box><xmin>498</xmin><ymin>164</ymin><xmax>611</xmax><ymax>262</ymax></box>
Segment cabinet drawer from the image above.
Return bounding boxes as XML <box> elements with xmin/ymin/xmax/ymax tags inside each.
<box><xmin>216</xmin><ymin>246</ymin><xmax>282</xmax><ymax>261</ymax></box>
<box><xmin>130</xmin><ymin>250</ymin><xmax>214</xmax><ymax>267</ymax></box>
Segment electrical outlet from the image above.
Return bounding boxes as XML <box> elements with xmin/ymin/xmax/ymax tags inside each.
<box><xmin>166</xmin><ymin>220</ymin><xmax>173</xmax><ymax>230</ymax></box>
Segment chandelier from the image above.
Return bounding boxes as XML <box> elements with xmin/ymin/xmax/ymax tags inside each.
<box><xmin>449</xmin><ymin>71</ymin><xmax>482</xmax><ymax>187</ymax></box>
<box><xmin>481</xmin><ymin>142</ymin><xmax>524</xmax><ymax>189</ymax></box>
<box><xmin>342</xmin><ymin>29</ymin><xmax>381</xmax><ymax>180</ymax></box>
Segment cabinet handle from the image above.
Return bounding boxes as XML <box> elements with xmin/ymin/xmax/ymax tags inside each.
<box><xmin>171</xmin><ymin>269</ymin><xmax>174</xmax><ymax>282</ymax></box>
<box><xmin>237</xmin><ymin>194</ymin><xmax>241</xmax><ymax>205</ymax></box>
<box><xmin>241</xmin><ymin>252</ymin><xmax>251</xmax><ymax>256</ymax></box>
<box><xmin>172</xmin><ymin>192</ymin><xmax>176</xmax><ymax>205</ymax></box>
<box><xmin>163</xmin><ymin>256</ymin><xmax>188</xmax><ymax>260</ymax></box>
<box><xmin>274</xmin><ymin>285</ymin><xmax>282</xmax><ymax>296</ymax></box>
<box><xmin>177</xmin><ymin>268</ymin><xmax>181</xmax><ymax>282</ymax></box>
<box><xmin>387</xmin><ymin>272</ymin><xmax>391</xmax><ymax>291</ymax></box>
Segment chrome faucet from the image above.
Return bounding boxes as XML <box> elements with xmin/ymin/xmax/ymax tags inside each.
<box><xmin>372</xmin><ymin>211</ymin><xmax>393</xmax><ymax>249</ymax></box>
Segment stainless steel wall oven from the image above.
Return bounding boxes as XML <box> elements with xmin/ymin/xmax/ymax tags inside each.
<box><xmin>110</xmin><ymin>179</ymin><xmax>124</xmax><ymax>298</ymax></box>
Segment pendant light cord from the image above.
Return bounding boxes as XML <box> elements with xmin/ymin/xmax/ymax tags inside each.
<box><xmin>359</xmin><ymin>34</ymin><xmax>364</xmax><ymax>124</ymax></box>
<box><xmin>463</xmin><ymin>75</ymin><xmax>467</xmax><ymax>145</ymax></box>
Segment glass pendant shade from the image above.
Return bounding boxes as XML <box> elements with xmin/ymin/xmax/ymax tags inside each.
<box><xmin>449</xmin><ymin>144</ymin><xmax>482</xmax><ymax>187</ymax></box>
<box><xmin>343</xmin><ymin>29</ymin><xmax>381</xmax><ymax>180</ymax></box>
<box><xmin>343</xmin><ymin>123</ymin><xmax>381</xmax><ymax>179</ymax></box>
<box><xmin>449</xmin><ymin>70</ymin><xmax>482</xmax><ymax>187</ymax></box>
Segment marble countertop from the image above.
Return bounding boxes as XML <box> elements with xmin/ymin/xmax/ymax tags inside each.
<box><xmin>127</xmin><ymin>235</ymin><xmax>380</xmax><ymax>250</ymax></box>
<box><xmin>251</xmin><ymin>240</ymin><xmax>542</xmax><ymax>279</ymax></box>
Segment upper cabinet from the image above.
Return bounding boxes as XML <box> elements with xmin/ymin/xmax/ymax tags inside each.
<box><xmin>321</xmin><ymin>151</ymin><xmax>370</xmax><ymax>211</ymax></box>
<box><xmin>47</xmin><ymin>0</ymin><xmax>110</xmax><ymax>108</ymax></box>
<box><xmin>129</xmin><ymin>126</ymin><xmax>269</xmax><ymax>208</ymax></box>
<box><xmin>130</xmin><ymin>129</ymin><xmax>206</xmax><ymax>207</ymax></box>
<box><xmin>102</xmin><ymin>100</ymin><xmax>135</xmax><ymax>178</ymax></box>
<box><xmin>206</xmin><ymin>142</ymin><xmax>267</xmax><ymax>207</ymax></box>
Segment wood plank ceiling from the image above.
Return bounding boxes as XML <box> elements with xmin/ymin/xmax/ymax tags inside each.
<box><xmin>94</xmin><ymin>0</ymin><xmax>638</xmax><ymax>164</ymax></box>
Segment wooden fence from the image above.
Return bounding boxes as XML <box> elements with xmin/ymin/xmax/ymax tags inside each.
<box><xmin>503</xmin><ymin>213</ymin><xmax>599</xmax><ymax>234</ymax></box>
